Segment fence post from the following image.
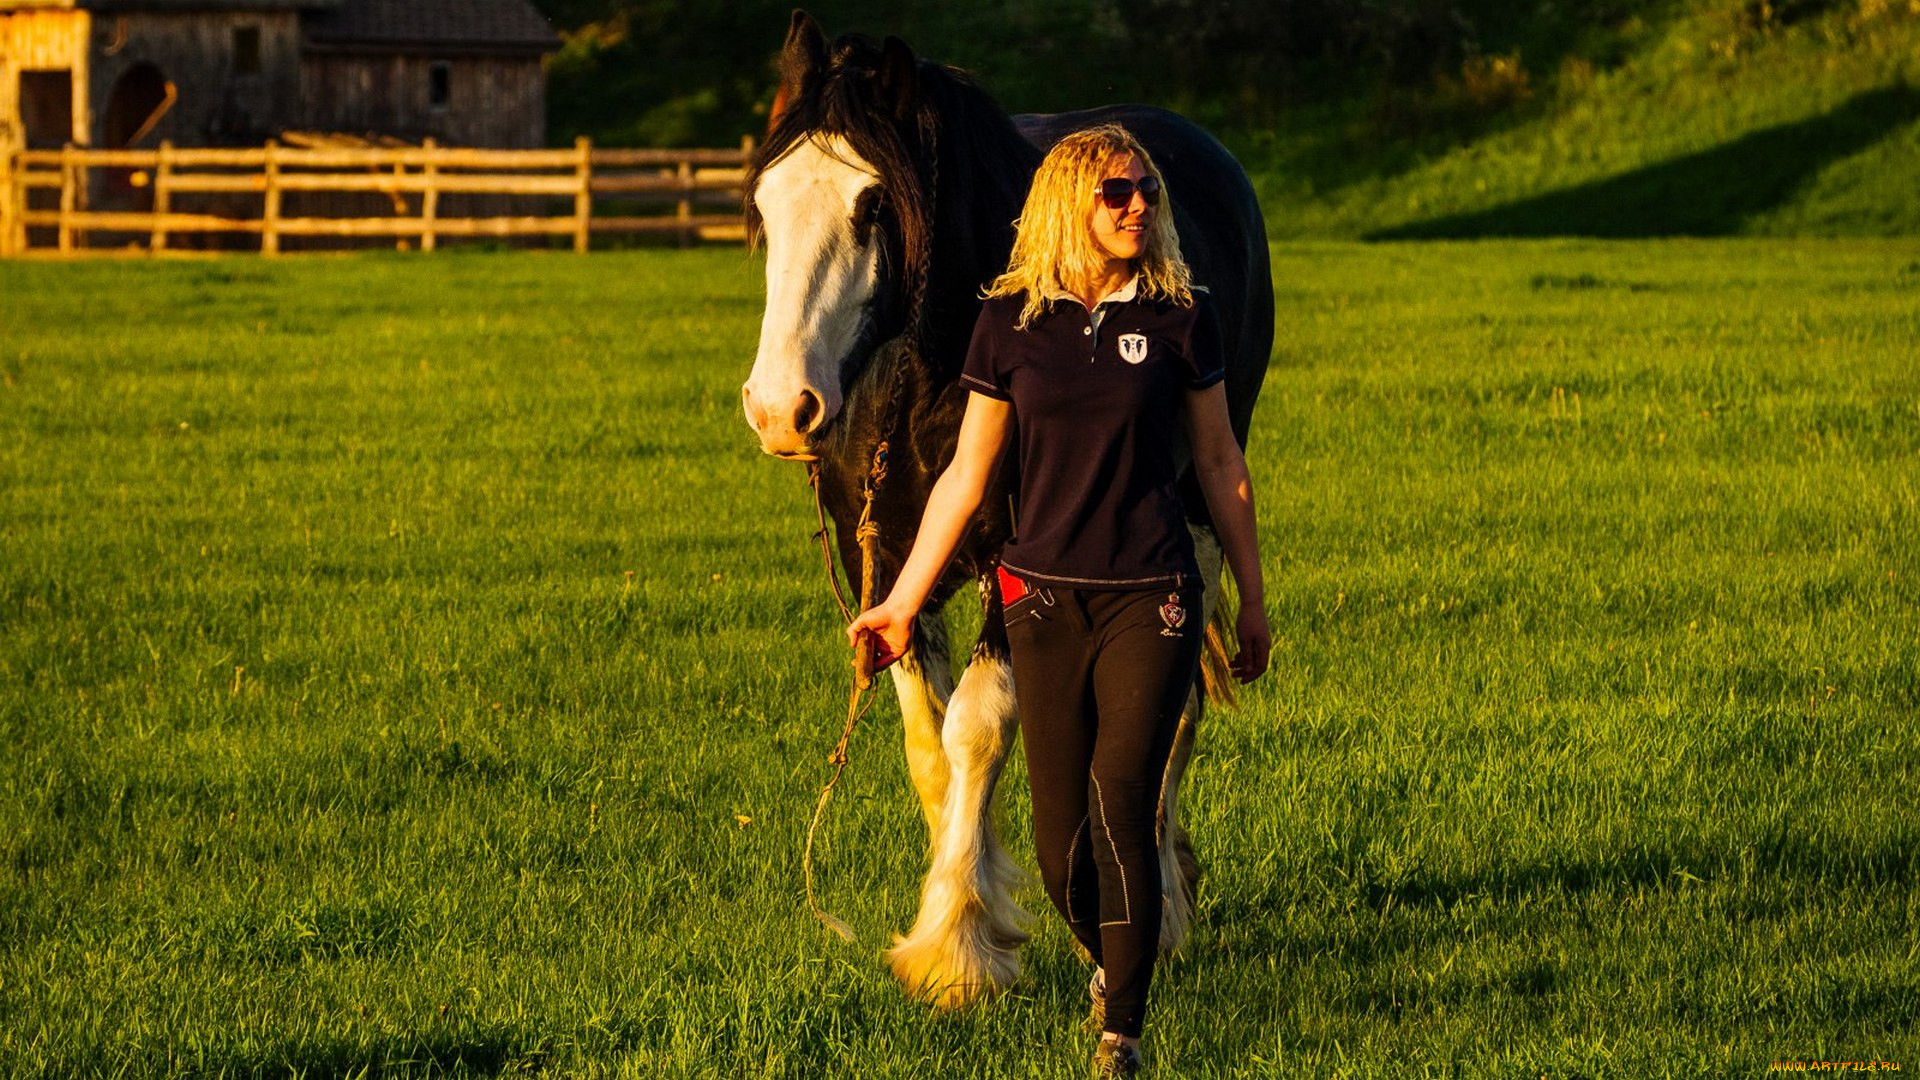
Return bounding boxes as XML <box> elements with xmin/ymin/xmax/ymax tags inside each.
<box><xmin>421</xmin><ymin>138</ymin><xmax>439</xmax><ymax>253</ymax></box>
<box><xmin>0</xmin><ymin>143</ymin><xmax>13</xmax><ymax>258</ymax></box>
<box><xmin>261</xmin><ymin>139</ymin><xmax>281</xmax><ymax>256</ymax></box>
<box><xmin>676</xmin><ymin>158</ymin><xmax>693</xmax><ymax>248</ymax></box>
<box><xmin>57</xmin><ymin>143</ymin><xmax>77</xmax><ymax>253</ymax></box>
<box><xmin>6</xmin><ymin>147</ymin><xmax>23</xmax><ymax>256</ymax></box>
<box><xmin>152</xmin><ymin>141</ymin><xmax>174</xmax><ymax>253</ymax></box>
<box><xmin>573</xmin><ymin>135</ymin><xmax>592</xmax><ymax>254</ymax></box>
<box><xmin>391</xmin><ymin>155</ymin><xmax>408</xmax><ymax>251</ymax></box>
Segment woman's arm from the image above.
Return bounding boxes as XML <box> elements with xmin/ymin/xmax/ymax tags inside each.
<box><xmin>846</xmin><ymin>391</ymin><xmax>1013</xmax><ymax>661</ymax></box>
<box><xmin>1184</xmin><ymin>382</ymin><xmax>1271</xmax><ymax>683</ymax></box>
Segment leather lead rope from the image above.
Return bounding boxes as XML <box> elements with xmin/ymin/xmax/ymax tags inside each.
<box><xmin>803</xmin><ymin>436</ymin><xmax>891</xmax><ymax>943</ymax></box>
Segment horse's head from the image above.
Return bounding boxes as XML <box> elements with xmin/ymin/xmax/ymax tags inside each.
<box><xmin>741</xmin><ymin>12</ymin><xmax>933</xmax><ymax>460</ymax></box>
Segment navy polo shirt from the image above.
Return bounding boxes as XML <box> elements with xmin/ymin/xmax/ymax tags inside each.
<box><xmin>959</xmin><ymin>284</ymin><xmax>1226</xmax><ymax>590</ymax></box>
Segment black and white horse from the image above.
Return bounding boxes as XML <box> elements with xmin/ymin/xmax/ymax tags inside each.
<box><xmin>741</xmin><ymin>12</ymin><xmax>1273</xmax><ymax>1007</ymax></box>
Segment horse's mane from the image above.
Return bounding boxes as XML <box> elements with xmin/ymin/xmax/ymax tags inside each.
<box><xmin>745</xmin><ymin>34</ymin><xmax>1037</xmax><ymax>362</ymax></box>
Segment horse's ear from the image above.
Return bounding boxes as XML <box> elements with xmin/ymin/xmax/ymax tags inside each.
<box><xmin>878</xmin><ymin>35</ymin><xmax>918</xmax><ymax>120</ymax></box>
<box><xmin>783</xmin><ymin>10</ymin><xmax>828</xmax><ymax>81</ymax></box>
<box><xmin>772</xmin><ymin>10</ymin><xmax>828</xmax><ymax>130</ymax></box>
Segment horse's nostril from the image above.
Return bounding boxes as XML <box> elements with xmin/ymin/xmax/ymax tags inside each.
<box><xmin>795</xmin><ymin>389</ymin><xmax>822</xmax><ymax>434</ymax></box>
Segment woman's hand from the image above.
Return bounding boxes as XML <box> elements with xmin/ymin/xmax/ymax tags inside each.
<box><xmin>847</xmin><ymin>601</ymin><xmax>914</xmax><ymax>673</ymax></box>
<box><xmin>840</xmin><ymin>391</ymin><xmax>1010</xmax><ymax>681</ymax></box>
<box><xmin>1232</xmin><ymin>602</ymin><xmax>1271</xmax><ymax>683</ymax></box>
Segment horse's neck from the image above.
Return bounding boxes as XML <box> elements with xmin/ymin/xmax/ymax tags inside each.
<box><xmin>920</xmin><ymin>86</ymin><xmax>1041</xmax><ymax>377</ymax></box>
<box><xmin>818</xmin><ymin>342</ymin><xmax>964</xmax><ymax>505</ymax></box>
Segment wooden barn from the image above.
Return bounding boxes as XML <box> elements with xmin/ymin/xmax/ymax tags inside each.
<box><xmin>299</xmin><ymin>0</ymin><xmax>559</xmax><ymax>148</ymax></box>
<box><xmin>0</xmin><ymin>0</ymin><xmax>558</xmax><ymax>160</ymax></box>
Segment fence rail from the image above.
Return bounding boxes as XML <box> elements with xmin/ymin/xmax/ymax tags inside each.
<box><xmin>0</xmin><ymin>136</ymin><xmax>754</xmax><ymax>256</ymax></box>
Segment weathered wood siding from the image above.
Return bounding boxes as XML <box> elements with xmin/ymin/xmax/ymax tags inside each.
<box><xmin>300</xmin><ymin>55</ymin><xmax>545</xmax><ymax>148</ymax></box>
<box><xmin>88</xmin><ymin>11</ymin><xmax>303</xmax><ymax>147</ymax></box>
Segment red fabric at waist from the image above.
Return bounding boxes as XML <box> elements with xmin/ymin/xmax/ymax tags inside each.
<box><xmin>995</xmin><ymin>565</ymin><xmax>1031</xmax><ymax>606</ymax></box>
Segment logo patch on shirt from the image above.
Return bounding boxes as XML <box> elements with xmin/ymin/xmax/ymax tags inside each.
<box><xmin>1118</xmin><ymin>333</ymin><xmax>1149</xmax><ymax>364</ymax></box>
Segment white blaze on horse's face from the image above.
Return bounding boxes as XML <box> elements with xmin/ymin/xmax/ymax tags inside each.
<box><xmin>743</xmin><ymin>135</ymin><xmax>884</xmax><ymax>458</ymax></box>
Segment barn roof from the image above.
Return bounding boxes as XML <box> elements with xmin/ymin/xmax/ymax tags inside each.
<box><xmin>302</xmin><ymin>0</ymin><xmax>558</xmax><ymax>55</ymax></box>
<box><xmin>0</xmin><ymin>2</ymin><xmax>335</xmax><ymax>9</ymax></box>
<box><xmin>0</xmin><ymin>0</ymin><xmax>558</xmax><ymax>52</ymax></box>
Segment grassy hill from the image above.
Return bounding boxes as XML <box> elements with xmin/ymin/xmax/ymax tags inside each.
<box><xmin>1248</xmin><ymin>0</ymin><xmax>1920</xmax><ymax>238</ymax></box>
<box><xmin>539</xmin><ymin>0</ymin><xmax>1920</xmax><ymax>240</ymax></box>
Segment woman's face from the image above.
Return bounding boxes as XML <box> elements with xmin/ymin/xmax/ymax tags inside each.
<box><xmin>1088</xmin><ymin>154</ymin><xmax>1154</xmax><ymax>265</ymax></box>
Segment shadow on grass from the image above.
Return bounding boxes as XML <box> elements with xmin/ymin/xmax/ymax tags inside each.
<box><xmin>137</xmin><ymin>1030</ymin><xmax>534</xmax><ymax>1080</ymax></box>
<box><xmin>1199</xmin><ymin>829</ymin><xmax>1917</xmax><ymax>959</ymax></box>
<box><xmin>1166</xmin><ymin>833</ymin><xmax>1920</xmax><ymax>1043</ymax></box>
<box><xmin>1368</xmin><ymin>84</ymin><xmax>1920</xmax><ymax>239</ymax></box>
<box><xmin>1199</xmin><ymin>830</ymin><xmax>1917</xmax><ymax>966</ymax></box>
<box><xmin>1350</xmin><ymin>832</ymin><xmax>1919</xmax><ymax>913</ymax></box>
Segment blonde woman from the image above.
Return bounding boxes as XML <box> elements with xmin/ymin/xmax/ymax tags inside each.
<box><xmin>850</xmin><ymin>123</ymin><xmax>1269</xmax><ymax>1077</ymax></box>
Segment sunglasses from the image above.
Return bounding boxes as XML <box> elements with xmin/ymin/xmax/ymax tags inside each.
<box><xmin>1097</xmin><ymin>175</ymin><xmax>1162</xmax><ymax>210</ymax></box>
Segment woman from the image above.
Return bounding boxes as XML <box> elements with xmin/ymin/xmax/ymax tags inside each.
<box><xmin>849</xmin><ymin>124</ymin><xmax>1269</xmax><ymax>1077</ymax></box>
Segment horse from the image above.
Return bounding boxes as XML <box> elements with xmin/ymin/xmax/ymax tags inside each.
<box><xmin>740</xmin><ymin>11</ymin><xmax>1274</xmax><ymax>1008</ymax></box>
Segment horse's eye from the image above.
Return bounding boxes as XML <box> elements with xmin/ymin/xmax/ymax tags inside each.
<box><xmin>852</xmin><ymin>186</ymin><xmax>887</xmax><ymax>243</ymax></box>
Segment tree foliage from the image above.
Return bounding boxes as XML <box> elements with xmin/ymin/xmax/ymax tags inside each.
<box><xmin>533</xmin><ymin>0</ymin><xmax>1552</xmax><ymax>146</ymax></box>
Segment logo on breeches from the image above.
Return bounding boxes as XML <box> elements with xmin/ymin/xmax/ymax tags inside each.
<box><xmin>1118</xmin><ymin>333</ymin><xmax>1149</xmax><ymax>364</ymax></box>
<box><xmin>1159</xmin><ymin>593</ymin><xmax>1186</xmax><ymax>636</ymax></box>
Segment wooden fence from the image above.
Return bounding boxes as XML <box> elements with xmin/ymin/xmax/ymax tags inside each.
<box><xmin>0</xmin><ymin>136</ymin><xmax>754</xmax><ymax>256</ymax></box>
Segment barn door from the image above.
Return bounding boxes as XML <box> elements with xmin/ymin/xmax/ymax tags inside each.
<box><xmin>18</xmin><ymin>70</ymin><xmax>73</xmax><ymax>148</ymax></box>
<box><xmin>17</xmin><ymin>70</ymin><xmax>74</xmax><ymax>250</ymax></box>
<box><xmin>103</xmin><ymin>63</ymin><xmax>173</xmax><ymax>208</ymax></box>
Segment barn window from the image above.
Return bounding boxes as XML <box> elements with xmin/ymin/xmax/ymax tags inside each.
<box><xmin>232</xmin><ymin>26</ymin><xmax>262</xmax><ymax>75</ymax></box>
<box><xmin>428</xmin><ymin>62</ymin><xmax>452</xmax><ymax>109</ymax></box>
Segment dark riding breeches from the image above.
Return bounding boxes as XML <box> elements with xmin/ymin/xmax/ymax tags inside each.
<box><xmin>1002</xmin><ymin>580</ymin><xmax>1203</xmax><ymax>1039</ymax></box>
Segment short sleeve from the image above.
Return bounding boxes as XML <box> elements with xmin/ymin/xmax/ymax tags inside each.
<box><xmin>1184</xmin><ymin>294</ymin><xmax>1227</xmax><ymax>391</ymax></box>
<box><xmin>958</xmin><ymin>304</ymin><xmax>1011</xmax><ymax>401</ymax></box>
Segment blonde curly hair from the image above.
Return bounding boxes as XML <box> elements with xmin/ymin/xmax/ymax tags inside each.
<box><xmin>986</xmin><ymin>123</ymin><xmax>1193</xmax><ymax>329</ymax></box>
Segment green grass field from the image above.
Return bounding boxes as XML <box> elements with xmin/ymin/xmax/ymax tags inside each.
<box><xmin>1</xmin><ymin>242</ymin><xmax>1915</xmax><ymax>1077</ymax></box>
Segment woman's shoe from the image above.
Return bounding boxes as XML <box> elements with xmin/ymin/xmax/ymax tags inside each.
<box><xmin>1091</xmin><ymin>1036</ymin><xmax>1142</xmax><ymax>1078</ymax></box>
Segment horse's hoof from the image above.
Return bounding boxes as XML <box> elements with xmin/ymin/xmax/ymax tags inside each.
<box><xmin>887</xmin><ymin>922</ymin><xmax>1024</xmax><ymax>1009</ymax></box>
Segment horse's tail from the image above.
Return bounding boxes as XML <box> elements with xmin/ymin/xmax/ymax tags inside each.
<box><xmin>1199</xmin><ymin>588</ymin><xmax>1238</xmax><ymax>708</ymax></box>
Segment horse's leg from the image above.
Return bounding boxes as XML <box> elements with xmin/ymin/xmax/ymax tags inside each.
<box><xmin>892</xmin><ymin>612</ymin><xmax>953</xmax><ymax>835</ymax></box>
<box><xmin>1158</xmin><ymin>687</ymin><xmax>1203</xmax><ymax>954</ymax></box>
<box><xmin>889</xmin><ymin>591</ymin><xmax>1028</xmax><ymax>1007</ymax></box>
<box><xmin>1158</xmin><ymin>524</ymin><xmax>1223</xmax><ymax>953</ymax></box>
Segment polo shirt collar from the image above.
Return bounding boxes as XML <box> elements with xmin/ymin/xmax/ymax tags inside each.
<box><xmin>1042</xmin><ymin>272</ymin><xmax>1139</xmax><ymax>311</ymax></box>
